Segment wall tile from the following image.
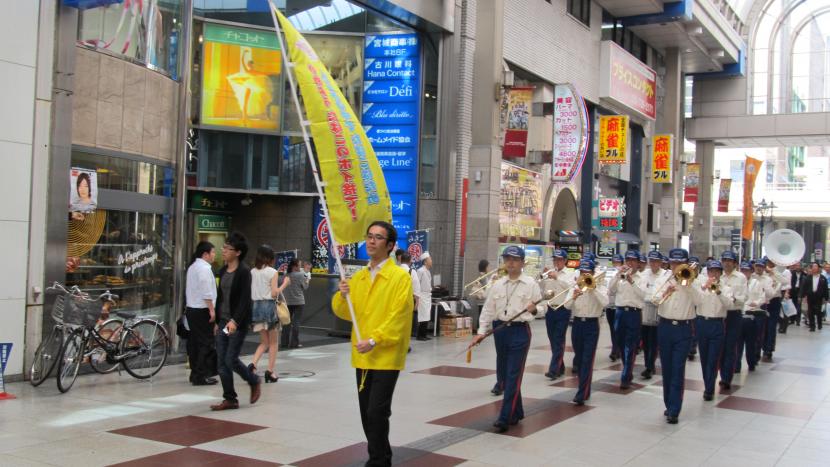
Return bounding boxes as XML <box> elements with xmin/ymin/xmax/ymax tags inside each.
<box><xmin>144</xmin><ymin>73</ymin><xmax>163</xmax><ymax>116</ymax></box>
<box><xmin>73</xmin><ymin>48</ymin><xmax>100</xmax><ymax>99</ymax></box>
<box><xmin>98</xmin><ymin>55</ymin><xmax>125</xmax><ymax>104</ymax></box>
<box><xmin>122</xmin><ymin>108</ymin><xmax>144</xmax><ymax>154</ymax></box>
<box><xmin>142</xmin><ymin>111</ymin><xmax>161</xmax><ymax>157</ymax></box>
<box><xmin>0</xmin><ymin>141</ymin><xmax>32</xmax><ymax>222</ymax></box>
<box><xmin>96</xmin><ymin>100</ymin><xmax>123</xmax><ymax>149</ymax></box>
<box><xmin>123</xmin><ymin>64</ymin><xmax>147</xmax><ymax>111</ymax></box>
<box><xmin>72</xmin><ymin>96</ymin><xmax>98</xmax><ymax>146</ymax></box>
<box><xmin>0</xmin><ymin>61</ymin><xmax>35</xmax><ymax>145</ymax></box>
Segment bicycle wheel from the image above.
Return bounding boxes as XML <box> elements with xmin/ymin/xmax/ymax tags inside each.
<box><xmin>120</xmin><ymin>320</ymin><xmax>169</xmax><ymax>379</ymax></box>
<box><xmin>89</xmin><ymin>319</ymin><xmax>123</xmax><ymax>374</ymax></box>
<box><xmin>30</xmin><ymin>325</ymin><xmax>63</xmax><ymax>386</ymax></box>
<box><xmin>57</xmin><ymin>328</ymin><xmax>85</xmax><ymax>393</ymax></box>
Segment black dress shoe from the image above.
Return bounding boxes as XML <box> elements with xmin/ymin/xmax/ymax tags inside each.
<box><xmin>666</xmin><ymin>416</ymin><xmax>679</xmax><ymax>424</ymax></box>
<box><xmin>748</xmin><ymin>365</ymin><xmax>756</xmax><ymax>372</ymax></box>
<box><xmin>416</xmin><ymin>337</ymin><xmax>429</xmax><ymax>341</ymax></box>
<box><xmin>544</xmin><ymin>371</ymin><xmax>558</xmax><ymax>380</ymax></box>
<box><xmin>703</xmin><ymin>392</ymin><xmax>713</xmax><ymax>401</ymax></box>
<box><xmin>193</xmin><ymin>378</ymin><xmax>218</xmax><ymax>386</ymax></box>
<box><xmin>620</xmin><ymin>382</ymin><xmax>631</xmax><ymax>390</ymax></box>
<box><xmin>493</xmin><ymin>421</ymin><xmax>509</xmax><ymax>433</ymax></box>
<box><xmin>572</xmin><ymin>398</ymin><xmax>584</xmax><ymax>406</ymax></box>
<box><xmin>718</xmin><ymin>380</ymin><xmax>726</xmax><ymax>388</ymax></box>
<box><xmin>491</xmin><ymin>387</ymin><xmax>503</xmax><ymax>396</ymax></box>
<box><xmin>663</xmin><ymin>409</ymin><xmax>668</xmax><ymax>416</ymax></box>
<box><xmin>641</xmin><ymin>369</ymin><xmax>652</xmax><ymax>380</ymax></box>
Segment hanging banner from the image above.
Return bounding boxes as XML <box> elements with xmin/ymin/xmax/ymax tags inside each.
<box><xmin>742</xmin><ymin>157</ymin><xmax>763</xmax><ymax>240</ymax></box>
<box><xmin>499</xmin><ymin>162</ymin><xmax>542</xmax><ymax>237</ymax></box>
<box><xmin>718</xmin><ymin>179</ymin><xmax>732</xmax><ymax>213</ymax></box>
<box><xmin>651</xmin><ymin>134</ymin><xmax>673</xmax><ymax>183</ymax></box>
<box><xmin>502</xmin><ymin>87</ymin><xmax>533</xmax><ymax>158</ymax></box>
<box><xmin>274</xmin><ymin>9</ymin><xmax>391</xmax><ymax>245</ymax></box>
<box><xmin>597</xmin><ymin>197</ymin><xmax>625</xmax><ymax>231</ymax></box>
<box><xmin>684</xmin><ymin>163</ymin><xmax>701</xmax><ymax>203</ymax></box>
<box><xmin>598</xmin><ymin>115</ymin><xmax>628</xmax><ymax>164</ymax></box>
<box><xmin>310</xmin><ymin>198</ymin><xmax>357</xmax><ymax>274</ymax></box>
<box><xmin>599</xmin><ymin>41</ymin><xmax>657</xmax><ymax>120</ymax></box>
<box><xmin>552</xmin><ymin>84</ymin><xmax>590</xmax><ymax>182</ymax></box>
<box><xmin>406</xmin><ymin>230</ymin><xmax>429</xmax><ymax>269</ymax></box>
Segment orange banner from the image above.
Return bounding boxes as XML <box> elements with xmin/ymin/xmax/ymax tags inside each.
<box><xmin>741</xmin><ymin>157</ymin><xmax>763</xmax><ymax>240</ymax></box>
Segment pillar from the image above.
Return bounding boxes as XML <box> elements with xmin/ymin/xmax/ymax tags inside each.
<box><xmin>690</xmin><ymin>140</ymin><xmax>715</xmax><ymax>258</ymax></box>
<box><xmin>657</xmin><ymin>48</ymin><xmax>683</xmax><ymax>251</ymax></box>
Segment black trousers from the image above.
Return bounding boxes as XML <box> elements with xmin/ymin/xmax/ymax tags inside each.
<box><xmin>185</xmin><ymin>307</ymin><xmax>216</xmax><ymax>381</ymax></box>
<box><xmin>807</xmin><ymin>304</ymin><xmax>823</xmax><ymax>330</ymax></box>
<box><xmin>356</xmin><ymin>369</ymin><xmax>399</xmax><ymax>467</ymax></box>
<box><xmin>416</xmin><ymin>321</ymin><xmax>429</xmax><ymax>339</ymax></box>
<box><xmin>280</xmin><ymin>304</ymin><xmax>304</xmax><ymax>348</ymax></box>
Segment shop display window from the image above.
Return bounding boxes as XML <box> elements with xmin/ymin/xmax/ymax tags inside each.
<box><xmin>72</xmin><ymin>149</ymin><xmax>176</xmax><ymax>196</ymax></box>
<box><xmin>77</xmin><ymin>0</ymin><xmax>185</xmax><ymax>78</ymax></box>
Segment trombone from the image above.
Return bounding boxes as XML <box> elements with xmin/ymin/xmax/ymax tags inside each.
<box><xmin>548</xmin><ymin>271</ymin><xmax>606</xmax><ymax>311</ymax></box>
<box><xmin>466</xmin><ymin>268</ymin><xmax>505</xmax><ymax>297</ymax></box>
<box><xmin>654</xmin><ymin>262</ymin><xmax>699</xmax><ymax>305</ymax></box>
<box><xmin>463</xmin><ymin>267</ymin><xmax>503</xmax><ymax>290</ymax></box>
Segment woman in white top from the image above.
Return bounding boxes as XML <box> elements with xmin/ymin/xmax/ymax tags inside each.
<box><xmin>249</xmin><ymin>245</ymin><xmax>290</xmax><ymax>383</ymax></box>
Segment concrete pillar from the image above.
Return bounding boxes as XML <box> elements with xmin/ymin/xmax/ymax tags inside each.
<box><xmin>690</xmin><ymin>140</ymin><xmax>715</xmax><ymax>258</ymax></box>
<box><xmin>657</xmin><ymin>48</ymin><xmax>683</xmax><ymax>251</ymax></box>
<box><xmin>463</xmin><ymin>0</ymin><xmax>504</xmax><ymax>285</ymax></box>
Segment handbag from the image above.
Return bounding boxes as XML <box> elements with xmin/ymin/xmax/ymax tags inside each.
<box><xmin>276</xmin><ymin>293</ymin><xmax>291</xmax><ymax>326</ymax></box>
<box><xmin>782</xmin><ymin>298</ymin><xmax>797</xmax><ymax>318</ymax></box>
<box><xmin>176</xmin><ymin>314</ymin><xmax>190</xmax><ymax>339</ymax></box>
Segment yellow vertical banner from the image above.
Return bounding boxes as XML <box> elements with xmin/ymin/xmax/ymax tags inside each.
<box><xmin>598</xmin><ymin>115</ymin><xmax>628</xmax><ymax>164</ymax></box>
<box><xmin>273</xmin><ymin>8</ymin><xmax>391</xmax><ymax>245</ymax></box>
<box><xmin>651</xmin><ymin>134</ymin><xmax>673</xmax><ymax>183</ymax></box>
<box><xmin>741</xmin><ymin>157</ymin><xmax>763</xmax><ymax>241</ymax></box>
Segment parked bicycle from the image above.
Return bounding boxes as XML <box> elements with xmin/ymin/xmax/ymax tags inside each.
<box><xmin>30</xmin><ymin>283</ymin><xmax>89</xmax><ymax>386</ymax></box>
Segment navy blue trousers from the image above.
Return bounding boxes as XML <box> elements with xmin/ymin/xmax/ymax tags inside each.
<box><xmin>605</xmin><ymin>307</ymin><xmax>620</xmax><ymax>358</ymax></box>
<box><xmin>763</xmin><ymin>298</ymin><xmax>781</xmax><ymax>354</ymax></box>
<box><xmin>754</xmin><ymin>313</ymin><xmax>766</xmax><ymax>360</ymax></box>
<box><xmin>571</xmin><ymin>318</ymin><xmax>599</xmax><ymax>402</ymax></box>
<box><xmin>736</xmin><ymin>316</ymin><xmax>759</xmax><ymax>372</ymax></box>
<box><xmin>616</xmin><ymin>307</ymin><xmax>641</xmax><ymax>383</ymax></box>
<box><xmin>658</xmin><ymin>319</ymin><xmax>692</xmax><ymax>418</ymax></box>
<box><xmin>696</xmin><ymin>317</ymin><xmax>725</xmax><ymax>396</ymax></box>
<box><xmin>641</xmin><ymin>325</ymin><xmax>658</xmax><ymax>372</ymax></box>
<box><xmin>545</xmin><ymin>307</ymin><xmax>570</xmax><ymax>375</ymax></box>
<box><xmin>719</xmin><ymin>310</ymin><xmax>743</xmax><ymax>384</ymax></box>
<box><xmin>493</xmin><ymin>321</ymin><xmax>531</xmax><ymax>425</ymax></box>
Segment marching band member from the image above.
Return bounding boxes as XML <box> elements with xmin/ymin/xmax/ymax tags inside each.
<box><xmin>653</xmin><ymin>248</ymin><xmax>702</xmax><ymax>424</ymax></box>
<box><xmin>473</xmin><ymin>246</ymin><xmax>542</xmax><ymax>433</ymax></box>
<box><xmin>751</xmin><ymin>259</ymin><xmax>776</xmax><ymax>364</ymax></box>
<box><xmin>761</xmin><ymin>257</ymin><xmax>790</xmax><ymax>361</ymax></box>
<box><xmin>638</xmin><ymin>253</ymin><xmax>647</xmax><ymax>272</ymax></box>
<box><xmin>605</xmin><ymin>254</ymin><xmax>624</xmax><ymax>362</ymax></box>
<box><xmin>563</xmin><ymin>259</ymin><xmax>608</xmax><ymax>406</ymax></box>
<box><xmin>688</xmin><ymin>256</ymin><xmax>702</xmax><ymax>362</ymax></box>
<box><xmin>661</xmin><ymin>254</ymin><xmax>670</xmax><ymax>271</ymax></box>
<box><xmin>739</xmin><ymin>260</ymin><xmax>773</xmax><ymax>372</ymax></box>
<box><xmin>695</xmin><ymin>260</ymin><xmax>733</xmax><ymax>401</ymax></box>
<box><xmin>640</xmin><ymin>251</ymin><xmax>667</xmax><ymax>379</ymax></box>
<box><xmin>609</xmin><ymin>250</ymin><xmax>647</xmax><ymax>389</ymax></box>
<box><xmin>539</xmin><ymin>248</ymin><xmax>576</xmax><ymax>380</ymax></box>
<box><xmin>718</xmin><ymin>251</ymin><xmax>747</xmax><ymax>390</ymax></box>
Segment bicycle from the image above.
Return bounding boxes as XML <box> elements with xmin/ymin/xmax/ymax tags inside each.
<box><xmin>30</xmin><ymin>283</ymin><xmax>89</xmax><ymax>386</ymax></box>
<box><xmin>56</xmin><ymin>291</ymin><xmax>170</xmax><ymax>393</ymax></box>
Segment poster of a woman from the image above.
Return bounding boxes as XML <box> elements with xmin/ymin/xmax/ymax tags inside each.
<box><xmin>69</xmin><ymin>168</ymin><xmax>98</xmax><ymax>219</ymax></box>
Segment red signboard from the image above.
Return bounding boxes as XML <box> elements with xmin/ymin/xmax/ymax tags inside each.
<box><xmin>600</xmin><ymin>41</ymin><xmax>657</xmax><ymax>121</ymax></box>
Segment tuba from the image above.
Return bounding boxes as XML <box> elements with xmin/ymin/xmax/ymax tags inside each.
<box><xmin>763</xmin><ymin>229</ymin><xmax>806</xmax><ymax>267</ymax></box>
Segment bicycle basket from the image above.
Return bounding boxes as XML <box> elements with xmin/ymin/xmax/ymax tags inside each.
<box><xmin>51</xmin><ymin>295</ymin><xmax>66</xmax><ymax>322</ymax></box>
<box><xmin>63</xmin><ymin>297</ymin><xmax>101</xmax><ymax>327</ymax></box>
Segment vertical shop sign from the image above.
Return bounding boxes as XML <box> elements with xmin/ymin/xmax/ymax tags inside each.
<box><xmin>651</xmin><ymin>134</ymin><xmax>673</xmax><ymax>183</ymax></box>
<box><xmin>684</xmin><ymin>163</ymin><xmax>701</xmax><ymax>203</ymax></box>
<box><xmin>499</xmin><ymin>163</ymin><xmax>542</xmax><ymax>237</ymax></box>
<box><xmin>598</xmin><ymin>115</ymin><xmax>628</xmax><ymax>164</ymax></box>
<box><xmin>406</xmin><ymin>230</ymin><xmax>429</xmax><ymax>269</ymax></box>
<box><xmin>552</xmin><ymin>84</ymin><xmax>590</xmax><ymax>182</ymax></box>
<box><xmin>599</xmin><ymin>41</ymin><xmax>657</xmax><ymax>120</ymax></box>
<box><xmin>597</xmin><ymin>197</ymin><xmax>625</xmax><ymax>231</ymax></box>
<box><xmin>502</xmin><ymin>87</ymin><xmax>533</xmax><ymax>158</ymax></box>
<box><xmin>362</xmin><ymin>33</ymin><xmax>421</xmax><ymax>249</ymax></box>
<box><xmin>275</xmin><ymin>250</ymin><xmax>298</xmax><ymax>272</ymax></box>
<box><xmin>718</xmin><ymin>179</ymin><xmax>732</xmax><ymax>212</ymax></box>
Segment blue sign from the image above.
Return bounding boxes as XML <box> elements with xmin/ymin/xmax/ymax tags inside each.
<box><xmin>0</xmin><ymin>343</ymin><xmax>11</xmax><ymax>375</ymax></box>
<box><xmin>275</xmin><ymin>250</ymin><xmax>297</xmax><ymax>273</ymax></box>
<box><xmin>406</xmin><ymin>230</ymin><xmax>429</xmax><ymax>269</ymax></box>
<box><xmin>362</xmin><ymin>33</ymin><xmax>421</xmax><ymax>256</ymax></box>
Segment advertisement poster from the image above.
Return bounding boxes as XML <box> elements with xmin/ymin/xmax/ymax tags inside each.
<box><xmin>406</xmin><ymin>230</ymin><xmax>429</xmax><ymax>269</ymax></box>
<box><xmin>552</xmin><ymin>84</ymin><xmax>590</xmax><ymax>182</ymax></box>
<box><xmin>741</xmin><ymin>157</ymin><xmax>763</xmax><ymax>240</ymax></box>
<box><xmin>684</xmin><ymin>163</ymin><xmax>701</xmax><ymax>203</ymax></box>
<box><xmin>598</xmin><ymin>197</ymin><xmax>624</xmax><ymax>231</ymax></box>
<box><xmin>275</xmin><ymin>250</ymin><xmax>298</xmax><ymax>272</ymax></box>
<box><xmin>362</xmin><ymin>33</ymin><xmax>421</xmax><ymax>246</ymax></box>
<box><xmin>201</xmin><ymin>23</ymin><xmax>282</xmax><ymax>131</ymax></box>
<box><xmin>651</xmin><ymin>134</ymin><xmax>673</xmax><ymax>183</ymax></box>
<box><xmin>598</xmin><ymin>115</ymin><xmax>628</xmax><ymax>164</ymax></box>
<box><xmin>718</xmin><ymin>179</ymin><xmax>732</xmax><ymax>213</ymax></box>
<box><xmin>69</xmin><ymin>167</ymin><xmax>98</xmax><ymax>214</ymax></box>
<box><xmin>502</xmin><ymin>87</ymin><xmax>533</xmax><ymax>158</ymax></box>
<box><xmin>310</xmin><ymin>199</ymin><xmax>357</xmax><ymax>274</ymax></box>
<box><xmin>499</xmin><ymin>163</ymin><xmax>542</xmax><ymax>237</ymax></box>
<box><xmin>599</xmin><ymin>41</ymin><xmax>657</xmax><ymax>120</ymax></box>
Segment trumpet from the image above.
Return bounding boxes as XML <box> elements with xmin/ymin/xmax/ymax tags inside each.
<box><xmin>577</xmin><ymin>272</ymin><xmax>599</xmax><ymax>291</ymax></box>
<box><xmin>707</xmin><ymin>280</ymin><xmax>721</xmax><ymax>294</ymax></box>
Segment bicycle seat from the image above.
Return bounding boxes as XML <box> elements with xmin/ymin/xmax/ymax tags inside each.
<box><xmin>116</xmin><ymin>311</ymin><xmax>137</xmax><ymax>320</ymax></box>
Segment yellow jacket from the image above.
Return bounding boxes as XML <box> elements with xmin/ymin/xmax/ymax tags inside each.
<box><xmin>332</xmin><ymin>259</ymin><xmax>414</xmax><ymax>370</ymax></box>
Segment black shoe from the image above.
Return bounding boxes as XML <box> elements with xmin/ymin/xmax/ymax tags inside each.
<box><xmin>572</xmin><ymin>398</ymin><xmax>584</xmax><ymax>406</ymax></box>
<box><xmin>416</xmin><ymin>337</ymin><xmax>429</xmax><ymax>341</ymax></box>
<box><xmin>641</xmin><ymin>369</ymin><xmax>652</xmax><ymax>380</ymax></box>
<box><xmin>493</xmin><ymin>421</ymin><xmax>509</xmax><ymax>433</ymax></box>
<box><xmin>810</xmin><ymin>328</ymin><xmax>816</xmax><ymax>332</ymax></box>
<box><xmin>193</xmin><ymin>377</ymin><xmax>218</xmax><ymax>386</ymax></box>
<box><xmin>264</xmin><ymin>371</ymin><xmax>278</xmax><ymax>383</ymax></box>
<box><xmin>663</xmin><ymin>409</ymin><xmax>669</xmax><ymax>416</ymax></box>
<box><xmin>748</xmin><ymin>365</ymin><xmax>756</xmax><ymax>372</ymax></box>
<box><xmin>491</xmin><ymin>387</ymin><xmax>503</xmax><ymax>396</ymax></box>
<box><xmin>620</xmin><ymin>382</ymin><xmax>631</xmax><ymax>390</ymax></box>
<box><xmin>571</xmin><ymin>368</ymin><xmax>579</xmax><ymax>375</ymax></box>
<box><xmin>722</xmin><ymin>382</ymin><xmax>731</xmax><ymax>390</ymax></box>
<box><xmin>248</xmin><ymin>363</ymin><xmax>257</xmax><ymax>374</ymax></box>
<box><xmin>544</xmin><ymin>371</ymin><xmax>559</xmax><ymax>380</ymax></box>
<box><xmin>666</xmin><ymin>416</ymin><xmax>679</xmax><ymax>424</ymax></box>
<box><xmin>688</xmin><ymin>354</ymin><xmax>695</xmax><ymax>361</ymax></box>
<box><xmin>703</xmin><ymin>392</ymin><xmax>713</xmax><ymax>401</ymax></box>
<box><xmin>609</xmin><ymin>354</ymin><xmax>617</xmax><ymax>362</ymax></box>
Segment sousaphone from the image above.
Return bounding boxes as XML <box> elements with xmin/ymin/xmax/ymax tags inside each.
<box><xmin>763</xmin><ymin>229</ymin><xmax>806</xmax><ymax>267</ymax></box>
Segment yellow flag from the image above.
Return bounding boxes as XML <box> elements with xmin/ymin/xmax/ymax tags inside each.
<box><xmin>273</xmin><ymin>7</ymin><xmax>391</xmax><ymax>245</ymax></box>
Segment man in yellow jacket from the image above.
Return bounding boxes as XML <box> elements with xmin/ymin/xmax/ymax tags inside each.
<box><xmin>332</xmin><ymin>221</ymin><xmax>413</xmax><ymax>467</ymax></box>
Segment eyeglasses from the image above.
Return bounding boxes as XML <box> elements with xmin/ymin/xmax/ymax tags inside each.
<box><xmin>365</xmin><ymin>233</ymin><xmax>387</xmax><ymax>242</ymax></box>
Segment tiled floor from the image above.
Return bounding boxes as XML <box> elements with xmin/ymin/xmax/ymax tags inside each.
<box><xmin>3</xmin><ymin>319</ymin><xmax>830</xmax><ymax>466</ymax></box>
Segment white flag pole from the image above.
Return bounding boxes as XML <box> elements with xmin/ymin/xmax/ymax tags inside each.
<box><xmin>268</xmin><ymin>2</ymin><xmax>362</xmax><ymax>341</ymax></box>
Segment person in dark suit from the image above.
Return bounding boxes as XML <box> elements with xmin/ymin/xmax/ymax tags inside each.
<box><xmin>799</xmin><ymin>262</ymin><xmax>828</xmax><ymax>332</ymax></box>
<box><xmin>786</xmin><ymin>263</ymin><xmax>804</xmax><ymax>328</ymax></box>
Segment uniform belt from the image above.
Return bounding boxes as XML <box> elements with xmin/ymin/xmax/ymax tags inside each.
<box><xmin>727</xmin><ymin>309</ymin><xmax>742</xmax><ymax>314</ymax></box>
<box><xmin>659</xmin><ymin>317</ymin><xmax>692</xmax><ymax>325</ymax></box>
<box><xmin>503</xmin><ymin>321</ymin><xmax>529</xmax><ymax>327</ymax></box>
<box><xmin>619</xmin><ymin>306</ymin><xmax>641</xmax><ymax>312</ymax></box>
<box><xmin>186</xmin><ymin>307</ymin><xmax>209</xmax><ymax>312</ymax></box>
<box><xmin>574</xmin><ymin>317</ymin><xmax>599</xmax><ymax>322</ymax></box>
<box><xmin>697</xmin><ymin>316</ymin><xmax>725</xmax><ymax>321</ymax></box>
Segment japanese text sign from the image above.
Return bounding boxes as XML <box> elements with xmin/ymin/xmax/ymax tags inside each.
<box><xmin>684</xmin><ymin>163</ymin><xmax>701</xmax><ymax>203</ymax></box>
<box><xmin>600</xmin><ymin>41</ymin><xmax>657</xmax><ymax>120</ymax></box>
<box><xmin>598</xmin><ymin>115</ymin><xmax>628</xmax><ymax>165</ymax></box>
<box><xmin>552</xmin><ymin>84</ymin><xmax>590</xmax><ymax>182</ymax></box>
<box><xmin>651</xmin><ymin>134</ymin><xmax>673</xmax><ymax>183</ymax></box>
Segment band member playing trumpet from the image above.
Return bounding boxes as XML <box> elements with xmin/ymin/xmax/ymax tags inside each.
<box><xmin>761</xmin><ymin>257</ymin><xmax>790</xmax><ymax>362</ymax></box>
<box><xmin>653</xmin><ymin>248</ymin><xmax>702</xmax><ymax>424</ymax></box>
<box><xmin>539</xmin><ymin>249</ymin><xmax>576</xmax><ymax>380</ymax></box>
<box><xmin>749</xmin><ymin>259</ymin><xmax>776</xmax><ymax>366</ymax></box>
<box><xmin>718</xmin><ymin>251</ymin><xmax>746</xmax><ymax>390</ymax></box>
<box><xmin>609</xmin><ymin>250</ymin><xmax>647</xmax><ymax>389</ymax></box>
<box><xmin>696</xmin><ymin>260</ymin><xmax>734</xmax><ymax>401</ymax></box>
<box><xmin>563</xmin><ymin>259</ymin><xmax>609</xmax><ymax>406</ymax></box>
<box><xmin>605</xmin><ymin>254</ymin><xmax>624</xmax><ymax>362</ymax></box>
<box><xmin>640</xmin><ymin>251</ymin><xmax>668</xmax><ymax>379</ymax></box>
<box><xmin>473</xmin><ymin>246</ymin><xmax>542</xmax><ymax>433</ymax></box>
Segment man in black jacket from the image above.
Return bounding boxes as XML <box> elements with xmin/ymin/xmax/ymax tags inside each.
<box><xmin>786</xmin><ymin>263</ymin><xmax>803</xmax><ymax>328</ymax></box>
<box><xmin>799</xmin><ymin>262</ymin><xmax>828</xmax><ymax>332</ymax></box>
<box><xmin>210</xmin><ymin>231</ymin><xmax>262</xmax><ymax>410</ymax></box>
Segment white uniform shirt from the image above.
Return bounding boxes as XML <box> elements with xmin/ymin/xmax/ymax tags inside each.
<box><xmin>655</xmin><ymin>270</ymin><xmax>702</xmax><ymax>320</ymax></box>
<box><xmin>399</xmin><ymin>263</ymin><xmax>421</xmax><ymax>305</ymax></box>
<box><xmin>416</xmin><ymin>266</ymin><xmax>432</xmax><ymax>322</ymax></box>
<box><xmin>641</xmin><ymin>268</ymin><xmax>669</xmax><ymax>325</ymax></box>
<box><xmin>744</xmin><ymin>275</ymin><xmax>772</xmax><ymax>314</ymax></box>
<box><xmin>753</xmin><ymin>273</ymin><xmax>777</xmax><ymax>303</ymax></box>
<box><xmin>721</xmin><ymin>270</ymin><xmax>748</xmax><ymax>311</ymax></box>
<box><xmin>565</xmin><ymin>283</ymin><xmax>609</xmax><ymax>318</ymax></box>
<box><xmin>538</xmin><ymin>267</ymin><xmax>576</xmax><ymax>307</ymax></box>
<box><xmin>610</xmin><ymin>269</ymin><xmax>646</xmax><ymax>309</ymax></box>
<box><xmin>767</xmin><ymin>268</ymin><xmax>790</xmax><ymax>295</ymax></box>
<box><xmin>696</xmin><ymin>281</ymin><xmax>733</xmax><ymax>318</ymax></box>
<box><xmin>185</xmin><ymin>258</ymin><xmax>216</xmax><ymax>308</ymax></box>
<box><xmin>478</xmin><ymin>275</ymin><xmax>542</xmax><ymax>334</ymax></box>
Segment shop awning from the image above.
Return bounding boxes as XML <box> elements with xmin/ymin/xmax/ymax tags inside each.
<box><xmin>556</xmin><ymin>230</ymin><xmax>583</xmax><ymax>244</ymax></box>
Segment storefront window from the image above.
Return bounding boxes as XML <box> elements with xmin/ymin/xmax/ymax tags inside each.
<box><xmin>72</xmin><ymin>149</ymin><xmax>176</xmax><ymax>197</ymax></box>
<box><xmin>78</xmin><ymin>0</ymin><xmax>184</xmax><ymax>78</ymax></box>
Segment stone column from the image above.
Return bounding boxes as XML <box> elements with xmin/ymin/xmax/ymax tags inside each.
<box><xmin>690</xmin><ymin>140</ymin><xmax>715</xmax><ymax>258</ymax></box>
<box><xmin>657</xmin><ymin>48</ymin><xmax>683</xmax><ymax>251</ymax></box>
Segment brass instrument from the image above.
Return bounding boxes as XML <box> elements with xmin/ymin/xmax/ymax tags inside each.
<box><xmin>655</xmin><ymin>262</ymin><xmax>700</xmax><ymax>305</ymax></box>
<box><xmin>708</xmin><ymin>280</ymin><xmax>721</xmax><ymax>294</ymax></box>
<box><xmin>577</xmin><ymin>272</ymin><xmax>599</xmax><ymax>291</ymax></box>
<box><xmin>463</xmin><ymin>267</ymin><xmax>502</xmax><ymax>290</ymax></box>
<box><xmin>466</xmin><ymin>268</ymin><xmax>506</xmax><ymax>297</ymax></box>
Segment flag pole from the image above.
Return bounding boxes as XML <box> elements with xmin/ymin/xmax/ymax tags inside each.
<box><xmin>268</xmin><ymin>2</ymin><xmax>362</xmax><ymax>341</ymax></box>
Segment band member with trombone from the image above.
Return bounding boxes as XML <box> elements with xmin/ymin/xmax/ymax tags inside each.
<box><xmin>539</xmin><ymin>248</ymin><xmax>576</xmax><ymax>380</ymax></box>
<box><xmin>640</xmin><ymin>251</ymin><xmax>668</xmax><ymax>380</ymax></box>
<box><xmin>738</xmin><ymin>260</ymin><xmax>773</xmax><ymax>372</ymax></box>
<box><xmin>605</xmin><ymin>254</ymin><xmax>624</xmax><ymax>362</ymax></box>
<box><xmin>718</xmin><ymin>251</ymin><xmax>747</xmax><ymax>390</ymax></box>
<box><xmin>563</xmin><ymin>259</ymin><xmax>608</xmax><ymax>405</ymax></box>
<box><xmin>609</xmin><ymin>250</ymin><xmax>647</xmax><ymax>389</ymax></box>
<box><xmin>761</xmin><ymin>257</ymin><xmax>790</xmax><ymax>361</ymax></box>
<box><xmin>473</xmin><ymin>246</ymin><xmax>542</xmax><ymax>433</ymax></box>
<box><xmin>653</xmin><ymin>248</ymin><xmax>702</xmax><ymax>424</ymax></box>
<box><xmin>696</xmin><ymin>260</ymin><xmax>734</xmax><ymax>401</ymax></box>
